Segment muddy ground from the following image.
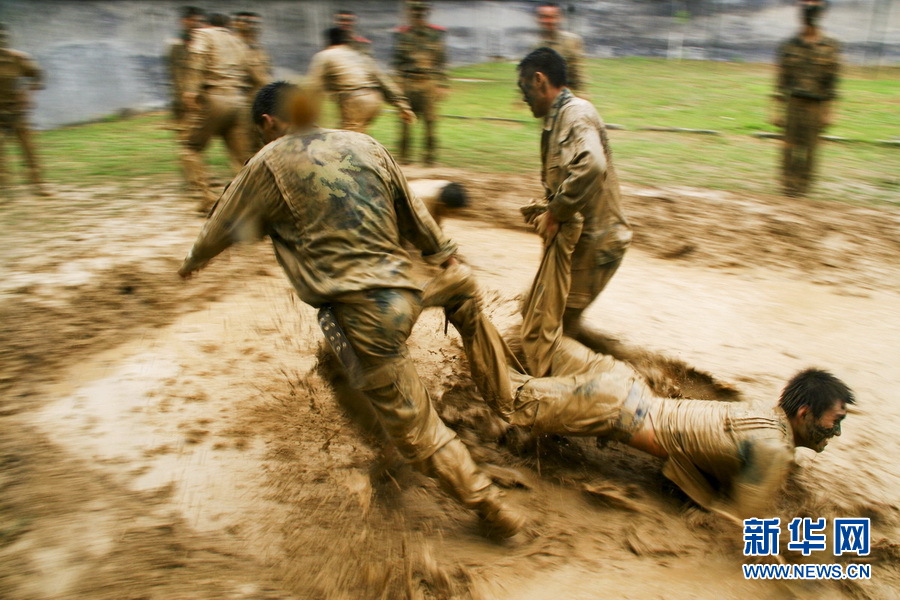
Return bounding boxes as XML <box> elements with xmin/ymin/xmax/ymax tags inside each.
<box><xmin>1</xmin><ymin>170</ymin><xmax>898</xmax><ymax>600</ymax></box>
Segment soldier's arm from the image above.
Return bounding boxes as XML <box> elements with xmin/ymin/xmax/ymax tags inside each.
<box><xmin>179</xmin><ymin>158</ymin><xmax>281</xmax><ymax>277</ymax></box>
<box><xmin>547</xmin><ymin>115</ymin><xmax>607</xmax><ymax>223</ymax></box>
<box><xmin>368</xmin><ymin>57</ymin><xmax>412</xmax><ymax>113</ymax></box>
<box><xmin>725</xmin><ymin>439</ymin><xmax>793</xmax><ymax>520</ymax></box>
<box><xmin>306</xmin><ymin>52</ymin><xmax>329</xmax><ymax>93</ymax></box>
<box><xmin>381</xmin><ymin>145</ymin><xmax>457</xmax><ymax>265</ymax></box>
<box><xmin>184</xmin><ymin>31</ymin><xmax>209</xmax><ymax>97</ymax></box>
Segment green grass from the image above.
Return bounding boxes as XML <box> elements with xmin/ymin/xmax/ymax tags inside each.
<box><xmin>5</xmin><ymin>58</ymin><xmax>898</xmax><ymax>206</ymax></box>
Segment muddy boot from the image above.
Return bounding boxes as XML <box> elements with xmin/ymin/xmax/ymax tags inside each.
<box><xmin>474</xmin><ymin>487</ymin><xmax>528</xmax><ymax>539</ymax></box>
<box><xmin>421</xmin><ymin>262</ymin><xmax>477</xmax><ymax>308</ymax></box>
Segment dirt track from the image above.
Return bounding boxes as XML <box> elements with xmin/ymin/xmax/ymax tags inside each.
<box><xmin>1</xmin><ymin>172</ymin><xmax>898</xmax><ymax>599</ymax></box>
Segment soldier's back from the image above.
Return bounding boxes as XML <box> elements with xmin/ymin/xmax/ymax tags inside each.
<box><xmin>193</xmin><ymin>27</ymin><xmax>250</xmax><ymax>90</ymax></box>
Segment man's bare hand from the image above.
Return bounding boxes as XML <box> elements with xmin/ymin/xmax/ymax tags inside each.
<box><xmin>441</xmin><ymin>255</ymin><xmax>459</xmax><ymax>268</ymax></box>
<box><xmin>177</xmin><ymin>264</ymin><xmax>196</xmax><ymax>280</ymax></box>
<box><xmin>536</xmin><ymin>210</ymin><xmax>559</xmax><ymax>245</ymax></box>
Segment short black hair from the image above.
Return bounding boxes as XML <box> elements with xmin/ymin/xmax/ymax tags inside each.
<box><xmin>518</xmin><ymin>47</ymin><xmax>568</xmax><ymax>88</ymax></box>
<box><xmin>326</xmin><ymin>26</ymin><xmax>348</xmax><ymax>46</ymax></box>
<box><xmin>779</xmin><ymin>368</ymin><xmax>855</xmax><ymax>419</ymax></box>
<box><xmin>181</xmin><ymin>6</ymin><xmax>204</xmax><ymax>19</ymax></box>
<box><xmin>208</xmin><ymin>13</ymin><xmax>230</xmax><ymax>27</ymax></box>
<box><xmin>438</xmin><ymin>182</ymin><xmax>469</xmax><ymax>209</ymax></box>
<box><xmin>252</xmin><ymin>81</ymin><xmax>296</xmax><ymax>126</ymax></box>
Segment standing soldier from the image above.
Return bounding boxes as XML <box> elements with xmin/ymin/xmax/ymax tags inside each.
<box><xmin>181</xmin><ymin>13</ymin><xmax>255</xmax><ymax>212</ymax></box>
<box><xmin>534</xmin><ymin>2</ymin><xmax>587</xmax><ymax>94</ymax></box>
<box><xmin>517</xmin><ymin>48</ymin><xmax>631</xmax><ymax>355</ymax></box>
<box><xmin>773</xmin><ymin>0</ymin><xmax>840</xmax><ymax>197</ymax></box>
<box><xmin>0</xmin><ymin>22</ymin><xmax>49</xmax><ymax>197</ymax></box>
<box><xmin>393</xmin><ymin>1</ymin><xmax>447</xmax><ymax>166</ymax></box>
<box><xmin>334</xmin><ymin>9</ymin><xmax>372</xmax><ymax>55</ymax></box>
<box><xmin>308</xmin><ymin>27</ymin><xmax>415</xmax><ymax>134</ymax></box>
<box><xmin>232</xmin><ymin>11</ymin><xmax>273</xmax><ymax>152</ymax></box>
<box><xmin>167</xmin><ymin>7</ymin><xmax>205</xmax><ymax>128</ymax></box>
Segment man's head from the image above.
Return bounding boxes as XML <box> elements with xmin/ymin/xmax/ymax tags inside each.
<box><xmin>180</xmin><ymin>6</ymin><xmax>205</xmax><ymax>34</ymax></box>
<box><xmin>326</xmin><ymin>26</ymin><xmax>349</xmax><ymax>48</ymax></box>
<box><xmin>335</xmin><ymin>9</ymin><xmax>356</xmax><ymax>32</ymax></box>
<box><xmin>780</xmin><ymin>368</ymin><xmax>853</xmax><ymax>452</ymax></box>
<box><xmin>208</xmin><ymin>13</ymin><xmax>230</xmax><ymax>28</ymax></box>
<box><xmin>253</xmin><ymin>81</ymin><xmax>298</xmax><ymax>144</ymax></box>
<box><xmin>799</xmin><ymin>0</ymin><xmax>827</xmax><ymax>27</ymax></box>
<box><xmin>536</xmin><ymin>2</ymin><xmax>562</xmax><ymax>34</ymax></box>
<box><xmin>409</xmin><ymin>1</ymin><xmax>429</xmax><ymax>27</ymax></box>
<box><xmin>517</xmin><ymin>47</ymin><xmax>567</xmax><ymax>118</ymax></box>
<box><xmin>233</xmin><ymin>11</ymin><xmax>261</xmax><ymax>41</ymax></box>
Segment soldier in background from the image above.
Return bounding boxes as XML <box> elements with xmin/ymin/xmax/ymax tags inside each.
<box><xmin>232</xmin><ymin>11</ymin><xmax>273</xmax><ymax>152</ymax></box>
<box><xmin>334</xmin><ymin>9</ymin><xmax>372</xmax><ymax>55</ymax></box>
<box><xmin>393</xmin><ymin>1</ymin><xmax>447</xmax><ymax>166</ymax></box>
<box><xmin>534</xmin><ymin>2</ymin><xmax>587</xmax><ymax>94</ymax></box>
<box><xmin>181</xmin><ymin>13</ymin><xmax>256</xmax><ymax>212</ymax></box>
<box><xmin>168</xmin><ymin>7</ymin><xmax>206</xmax><ymax>128</ymax></box>
<box><xmin>308</xmin><ymin>27</ymin><xmax>415</xmax><ymax>134</ymax></box>
<box><xmin>0</xmin><ymin>22</ymin><xmax>49</xmax><ymax>197</ymax></box>
<box><xmin>773</xmin><ymin>0</ymin><xmax>840</xmax><ymax>197</ymax></box>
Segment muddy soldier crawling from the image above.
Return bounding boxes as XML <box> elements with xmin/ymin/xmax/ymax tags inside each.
<box><xmin>773</xmin><ymin>0</ymin><xmax>841</xmax><ymax>197</ymax></box>
<box><xmin>0</xmin><ymin>22</ymin><xmax>49</xmax><ymax>197</ymax></box>
<box><xmin>178</xmin><ymin>83</ymin><xmax>525</xmax><ymax>538</ymax></box>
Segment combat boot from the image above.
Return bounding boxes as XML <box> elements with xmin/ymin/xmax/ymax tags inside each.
<box><xmin>474</xmin><ymin>488</ymin><xmax>528</xmax><ymax>539</ymax></box>
<box><xmin>421</xmin><ymin>262</ymin><xmax>477</xmax><ymax>308</ymax></box>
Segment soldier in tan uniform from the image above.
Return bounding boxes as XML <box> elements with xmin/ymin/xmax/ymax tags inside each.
<box><xmin>334</xmin><ymin>9</ymin><xmax>372</xmax><ymax>55</ymax></box>
<box><xmin>393</xmin><ymin>1</ymin><xmax>448</xmax><ymax>166</ymax></box>
<box><xmin>0</xmin><ymin>23</ymin><xmax>49</xmax><ymax>197</ymax></box>
<box><xmin>534</xmin><ymin>2</ymin><xmax>587</xmax><ymax>93</ymax></box>
<box><xmin>517</xmin><ymin>48</ymin><xmax>631</xmax><ymax>346</ymax></box>
<box><xmin>181</xmin><ymin>13</ymin><xmax>258</xmax><ymax>211</ymax></box>
<box><xmin>308</xmin><ymin>28</ymin><xmax>415</xmax><ymax>134</ymax></box>
<box><xmin>167</xmin><ymin>7</ymin><xmax>206</xmax><ymax>127</ymax></box>
<box><xmin>178</xmin><ymin>83</ymin><xmax>525</xmax><ymax>539</ymax></box>
<box><xmin>231</xmin><ymin>12</ymin><xmax>272</xmax><ymax>103</ymax></box>
<box><xmin>773</xmin><ymin>0</ymin><xmax>840</xmax><ymax>197</ymax></box>
<box><xmin>434</xmin><ymin>220</ymin><xmax>854</xmax><ymax>521</ymax></box>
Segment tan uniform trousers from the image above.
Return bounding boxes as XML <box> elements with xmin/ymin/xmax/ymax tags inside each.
<box><xmin>330</xmin><ymin>287</ymin><xmax>495</xmax><ymax>507</ymax></box>
<box><xmin>782</xmin><ymin>96</ymin><xmax>825</xmax><ymax>197</ymax></box>
<box><xmin>338</xmin><ymin>89</ymin><xmax>383</xmax><ymax>134</ymax></box>
<box><xmin>399</xmin><ymin>77</ymin><xmax>438</xmax><ymax>164</ymax></box>
<box><xmin>0</xmin><ymin>108</ymin><xmax>42</xmax><ymax>189</ymax></box>
<box><xmin>179</xmin><ymin>90</ymin><xmax>252</xmax><ymax>206</ymax></box>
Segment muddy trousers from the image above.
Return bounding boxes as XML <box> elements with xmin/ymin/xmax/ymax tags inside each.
<box><xmin>329</xmin><ymin>288</ymin><xmax>495</xmax><ymax>508</ymax></box>
<box><xmin>179</xmin><ymin>91</ymin><xmax>252</xmax><ymax>209</ymax></box>
<box><xmin>0</xmin><ymin>112</ymin><xmax>43</xmax><ymax>189</ymax></box>
<box><xmin>399</xmin><ymin>80</ymin><xmax>438</xmax><ymax>164</ymax></box>
<box><xmin>338</xmin><ymin>89</ymin><xmax>383</xmax><ymax>134</ymax></box>
<box><xmin>781</xmin><ymin>97</ymin><xmax>824</xmax><ymax>197</ymax></box>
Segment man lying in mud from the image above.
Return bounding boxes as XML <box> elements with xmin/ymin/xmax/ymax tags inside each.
<box><xmin>177</xmin><ymin>80</ymin><xmax>525</xmax><ymax>538</ymax></box>
<box><xmin>426</xmin><ymin>217</ymin><xmax>854</xmax><ymax>520</ymax></box>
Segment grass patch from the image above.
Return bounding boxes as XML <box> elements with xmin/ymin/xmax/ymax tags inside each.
<box><xmin>5</xmin><ymin>58</ymin><xmax>898</xmax><ymax>206</ymax></box>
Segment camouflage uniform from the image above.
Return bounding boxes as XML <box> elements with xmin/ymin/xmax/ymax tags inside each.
<box><xmin>448</xmin><ymin>223</ymin><xmax>794</xmax><ymax>520</ymax></box>
<box><xmin>535</xmin><ymin>30</ymin><xmax>586</xmax><ymax>92</ymax></box>
<box><xmin>0</xmin><ymin>31</ymin><xmax>46</xmax><ymax>194</ymax></box>
<box><xmin>180</xmin><ymin>128</ymin><xmax>510</xmax><ymax>519</ymax></box>
<box><xmin>527</xmin><ymin>88</ymin><xmax>631</xmax><ymax>348</ymax></box>
<box><xmin>307</xmin><ymin>45</ymin><xmax>412</xmax><ymax>134</ymax></box>
<box><xmin>776</xmin><ymin>35</ymin><xmax>840</xmax><ymax>197</ymax></box>
<box><xmin>181</xmin><ymin>26</ymin><xmax>255</xmax><ymax>209</ymax></box>
<box><xmin>393</xmin><ymin>19</ymin><xmax>447</xmax><ymax>164</ymax></box>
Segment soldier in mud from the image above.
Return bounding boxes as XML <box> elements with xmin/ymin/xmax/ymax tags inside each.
<box><xmin>177</xmin><ymin>81</ymin><xmax>526</xmax><ymax>539</ymax></box>
<box><xmin>773</xmin><ymin>0</ymin><xmax>841</xmax><ymax>197</ymax></box>
<box><xmin>393</xmin><ymin>1</ymin><xmax>447</xmax><ymax>165</ymax></box>
<box><xmin>428</xmin><ymin>218</ymin><xmax>854</xmax><ymax>521</ymax></box>
<box><xmin>334</xmin><ymin>9</ymin><xmax>372</xmax><ymax>55</ymax></box>
<box><xmin>407</xmin><ymin>179</ymin><xmax>469</xmax><ymax>226</ymax></box>
<box><xmin>518</xmin><ymin>47</ymin><xmax>631</xmax><ymax>347</ymax></box>
<box><xmin>167</xmin><ymin>7</ymin><xmax>206</xmax><ymax>128</ymax></box>
<box><xmin>307</xmin><ymin>27</ymin><xmax>415</xmax><ymax>134</ymax></box>
<box><xmin>181</xmin><ymin>12</ymin><xmax>261</xmax><ymax>212</ymax></box>
<box><xmin>533</xmin><ymin>2</ymin><xmax>587</xmax><ymax>94</ymax></box>
<box><xmin>0</xmin><ymin>22</ymin><xmax>49</xmax><ymax>197</ymax></box>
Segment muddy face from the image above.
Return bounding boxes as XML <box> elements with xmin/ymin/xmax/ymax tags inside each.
<box><xmin>798</xmin><ymin>400</ymin><xmax>847</xmax><ymax>452</ymax></box>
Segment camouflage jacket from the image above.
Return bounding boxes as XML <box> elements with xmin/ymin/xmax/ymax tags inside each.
<box><xmin>307</xmin><ymin>45</ymin><xmax>410</xmax><ymax>111</ymax></box>
<box><xmin>651</xmin><ymin>399</ymin><xmax>794</xmax><ymax>519</ymax></box>
<box><xmin>393</xmin><ymin>24</ymin><xmax>447</xmax><ymax>82</ymax></box>
<box><xmin>535</xmin><ymin>30</ymin><xmax>586</xmax><ymax>91</ymax></box>
<box><xmin>541</xmin><ymin>89</ymin><xmax>631</xmax><ymax>263</ymax></box>
<box><xmin>185</xmin><ymin>26</ymin><xmax>252</xmax><ymax>95</ymax></box>
<box><xmin>777</xmin><ymin>35</ymin><xmax>840</xmax><ymax>101</ymax></box>
<box><xmin>180</xmin><ymin>128</ymin><xmax>457</xmax><ymax>307</ymax></box>
<box><xmin>0</xmin><ymin>47</ymin><xmax>42</xmax><ymax>111</ymax></box>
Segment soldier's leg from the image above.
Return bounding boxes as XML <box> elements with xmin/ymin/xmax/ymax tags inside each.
<box><xmin>798</xmin><ymin>101</ymin><xmax>824</xmax><ymax>194</ymax></box>
<box><xmin>563</xmin><ymin>256</ymin><xmax>623</xmax><ymax>339</ymax></box>
<box><xmin>422</xmin><ymin>86</ymin><xmax>437</xmax><ymax>166</ymax></box>
<box><xmin>401</xmin><ymin>86</ymin><xmax>425</xmax><ymax>163</ymax></box>
<box><xmin>12</xmin><ymin>118</ymin><xmax>48</xmax><ymax>196</ymax></box>
<box><xmin>330</xmin><ymin>288</ymin><xmax>524</xmax><ymax>536</ymax></box>
<box><xmin>220</xmin><ymin>94</ymin><xmax>252</xmax><ymax>172</ymax></box>
<box><xmin>782</xmin><ymin>97</ymin><xmax>809</xmax><ymax>197</ymax></box>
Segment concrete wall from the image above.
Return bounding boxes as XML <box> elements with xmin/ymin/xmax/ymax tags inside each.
<box><xmin>1</xmin><ymin>0</ymin><xmax>897</xmax><ymax>129</ymax></box>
